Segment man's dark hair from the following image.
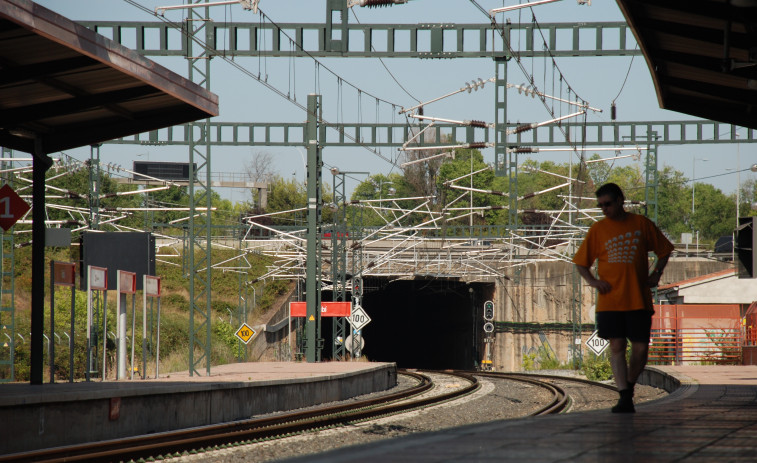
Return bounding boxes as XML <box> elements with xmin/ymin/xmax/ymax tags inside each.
<box><xmin>595</xmin><ymin>183</ymin><xmax>625</xmax><ymax>201</ymax></box>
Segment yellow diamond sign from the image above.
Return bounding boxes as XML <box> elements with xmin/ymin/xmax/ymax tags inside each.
<box><xmin>235</xmin><ymin>323</ymin><xmax>256</xmax><ymax>344</ymax></box>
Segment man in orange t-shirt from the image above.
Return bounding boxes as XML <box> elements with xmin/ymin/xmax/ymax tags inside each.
<box><xmin>573</xmin><ymin>183</ymin><xmax>673</xmax><ymax>413</ymax></box>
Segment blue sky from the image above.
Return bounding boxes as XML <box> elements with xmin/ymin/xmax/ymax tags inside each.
<box><xmin>35</xmin><ymin>0</ymin><xmax>754</xmax><ymax>203</ymax></box>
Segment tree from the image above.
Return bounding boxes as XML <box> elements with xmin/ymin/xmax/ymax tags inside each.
<box><xmin>656</xmin><ymin>165</ymin><xmax>690</xmax><ymax>240</ymax></box>
<box><xmin>437</xmin><ymin>148</ymin><xmax>500</xmax><ymax>226</ymax></box>
<box><xmin>691</xmin><ymin>183</ymin><xmax>736</xmax><ymax>242</ymax></box>
<box><xmin>350</xmin><ymin>173</ymin><xmax>412</xmax><ymax>227</ymax></box>
<box><xmin>402</xmin><ymin>124</ymin><xmax>444</xmax><ymax>201</ymax></box>
<box><xmin>145</xmin><ymin>185</ymin><xmax>188</xmax><ymax>228</ymax></box>
<box><xmin>261</xmin><ymin>176</ymin><xmax>307</xmax><ymax>226</ymax></box>
<box><xmin>245</xmin><ymin>151</ymin><xmax>276</xmax><ymax>184</ymax></box>
<box><xmin>245</xmin><ymin>151</ymin><xmax>276</xmax><ymax>209</ymax></box>
<box><xmin>40</xmin><ymin>164</ymin><xmax>143</xmax><ymax>231</ymax></box>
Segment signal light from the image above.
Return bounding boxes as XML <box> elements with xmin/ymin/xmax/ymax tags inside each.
<box><xmin>484</xmin><ymin>300</ymin><xmax>494</xmax><ymax>321</ymax></box>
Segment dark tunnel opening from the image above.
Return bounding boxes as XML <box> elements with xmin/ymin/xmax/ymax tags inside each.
<box><xmin>324</xmin><ymin>279</ymin><xmax>491</xmax><ymax>370</ymax></box>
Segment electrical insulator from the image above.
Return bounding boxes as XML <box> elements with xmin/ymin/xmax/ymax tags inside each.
<box><xmin>611</xmin><ymin>102</ymin><xmax>617</xmax><ymax>121</ymax></box>
<box><xmin>468</xmin><ymin>120</ymin><xmax>488</xmax><ymax>128</ymax></box>
<box><xmin>513</xmin><ymin>124</ymin><xmax>533</xmax><ymax>134</ymax></box>
<box><xmin>359</xmin><ymin>0</ymin><xmax>408</xmax><ymax>7</ymax></box>
<box><xmin>484</xmin><ymin>300</ymin><xmax>494</xmax><ymax>321</ymax></box>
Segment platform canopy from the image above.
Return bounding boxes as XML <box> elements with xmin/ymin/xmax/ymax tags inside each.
<box><xmin>0</xmin><ymin>0</ymin><xmax>219</xmax><ymax>155</ymax></box>
<box><xmin>616</xmin><ymin>0</ymin><xmax>757</xmax><ymax>130</ymax></box>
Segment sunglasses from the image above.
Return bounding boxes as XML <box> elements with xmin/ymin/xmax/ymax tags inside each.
<box><xmin>597</xmin><ymin>199</ymin><xmax>616</xmax><ymax>208</ymax></box>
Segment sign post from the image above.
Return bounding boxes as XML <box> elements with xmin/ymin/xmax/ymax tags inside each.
<box><xmin>347</xmin><ymin>305</ymin><xmax>371</xmax><ymax>358</ymax></box>
<box><xmin>235</xmin><ymin>323</ymin><xmax>257</xmax><ymax>344</ymax></box>
<box><xmin>143</xmin><ymin>275</ymin><xmax>161</xmax><ymax>379</ymax></box>
<box><xmin>50</xmin><ymin>262</ymin><xmax>76</xmax><ymax>383</ymax></box>
<box><xmin>116</xmin><ymin>270</ymin><xmax>136</xmax><ymax>380</ymax></box>
<box><xmin>87</xmin><ymin>265</ymin><xmax>107</xmax><ymax>382</ymax></box>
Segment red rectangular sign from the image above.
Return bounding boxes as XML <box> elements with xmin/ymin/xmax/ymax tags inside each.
<box><xmin>89</xmin><ymin>266</ymin><xmax>107</xmax><ymax>290</ymax></box>
<box><xmin>53</xmin><ymin>261</ymin><xmax>75</xmax><ymax>287</ymax></box>
<box><xmin>144</xmin><ymin>275</ymin><xmax>161</xmax><ymax>297</ymax></box>
<box><xmin>289</xmin><ymin>301</ymin><xmax>351</xmax><ymax>317</ymax></box>
<box><xmin>118</xmin><ymin>270</ymin><xmax>136</xmax><ymax>294</ymax></box>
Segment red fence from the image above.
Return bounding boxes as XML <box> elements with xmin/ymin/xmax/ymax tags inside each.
<box><xmin>649</xmin><ymin>304</ymin><xmax>742</xmax><ymax>365</ymax></box>
<box><xmin>745</xmin><ymin>302</ymin><xmax>757</xmax><ymax>347</ymax></box>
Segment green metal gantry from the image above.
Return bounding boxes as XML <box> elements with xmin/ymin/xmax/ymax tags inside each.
<box><xmin>77</xmin><ymin>6</ymin><xmax>757</xmax><ymax>371</ymax></box>
<box><xmin>305</xmin><ymin>94</ymin><xmax>324</xmax><ymax>362</ymax></box>
<box><xmin>330</xmin><ymin>168</ymin><xmax>349</xmax><ymax>361</ymax></box>
<box><xmin>186</xmin><ymin>0</ymin><xmax>214</xmax><ymax>377</ymax></box>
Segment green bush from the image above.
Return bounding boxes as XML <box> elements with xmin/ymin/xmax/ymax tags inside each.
<box><xmin>522</xmin><ymin>346</ymin><xmax>565</xmax><ymax>371</ymax></box>
<box><xmin>581</xmin><ymin>352</ymin><xmax>613</xmax><ymax>381</ymax></box>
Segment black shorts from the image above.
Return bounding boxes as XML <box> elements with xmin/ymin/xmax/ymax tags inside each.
<box><xmin>596</xmin><ymin>310</ymin><xmax>652</xmax><ymax>343</ymax></box>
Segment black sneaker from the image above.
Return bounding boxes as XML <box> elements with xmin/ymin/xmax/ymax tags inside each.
<box><xmin>611</xmin><ymin>397</ymin><xmax>635</xmax><ymax>413</ymax></box>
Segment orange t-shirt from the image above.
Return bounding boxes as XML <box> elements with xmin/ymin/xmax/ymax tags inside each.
<box><xmin>572</xmin><ymin>213</ymin><xmax>673</xmax><ymax>312</ymax></box>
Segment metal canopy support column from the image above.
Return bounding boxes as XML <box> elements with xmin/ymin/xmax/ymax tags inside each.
<box><xmin>305</xmin><ymin>94</ymin><xmax>323</xmax><ymax>363</ymax></box>
<box><xmin>30</xmin><ymin>139</ymin><xmax>53</xmax><ymax>385</ymax></box>
<box><xmin>331</xmin><ymin>170</ymin><xmax>348</xmax><ymax>361</ymax></box>
<box><xmin>187</xmin><ymin>0</ymin><xmax>213</xmax><ymax>377</ymax></box>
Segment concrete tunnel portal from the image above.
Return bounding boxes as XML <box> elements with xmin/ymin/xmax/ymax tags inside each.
<box><xmin>325</xmin><ymin>279</ymin><xmax>494</xmax><ymax>370</ymax></box>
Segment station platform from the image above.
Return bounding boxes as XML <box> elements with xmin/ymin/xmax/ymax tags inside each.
<box><xmin>0</xmin><ymin>361</ymin><xmax>397</xmax><ymax>455</ymax></box>
<box><xmin>284</xmin><ymin>365</ymin><xmax>757</xmax><ymax>463</ymax></box>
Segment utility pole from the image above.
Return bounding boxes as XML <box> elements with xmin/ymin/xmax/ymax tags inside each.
<box><xmin>305</xmin><ymin>94</ymin><xmax>323</xmax><ymax>363</ymax></box>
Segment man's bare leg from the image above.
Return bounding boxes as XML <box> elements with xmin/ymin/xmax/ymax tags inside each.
<box><xmin>609</xmin><ymin>337</ymin><xmax>635</xmax><ymax>413</ymax></box>
<box><xmin>609</xmin><ymin>338</ymin><xmax>628</xmax><ymax>390</ymax></box>
<box><xmin>627</xmin><ymin>341</ymin><xmax>649</xmax><ymax>384</ymax></box>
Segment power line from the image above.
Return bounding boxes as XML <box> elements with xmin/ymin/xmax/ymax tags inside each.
<box><xmin>122</xmin><ymin>0</ymin><xmax>402</xmax><ymax>169</ymax></box>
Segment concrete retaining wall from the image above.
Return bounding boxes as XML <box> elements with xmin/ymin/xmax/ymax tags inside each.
<box><xmin>0</xmin><ymin>363</ymin><xmax>397</xmax><ymax>455</ymax></box>
<box><xmin>492</xmin><ymin>259</ymin><xmax>732</xmax><ymax>371</ymax></box>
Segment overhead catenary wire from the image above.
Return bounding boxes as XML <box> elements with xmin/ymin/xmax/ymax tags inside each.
<box><xmin>122</xmin><ymin>0</ymin><xmax>403</xmax><ymax>168</ymax></box>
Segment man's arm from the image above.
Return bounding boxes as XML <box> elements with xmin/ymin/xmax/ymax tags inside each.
<box><xmin>647</xmin><ymin>253</ymin><xmax>670</xmax><ymax>288</ymax></box>
<box><xmin>576</xmin><ymin>264</ymin><xmax>612</xmax><ymax>294</ymax></box>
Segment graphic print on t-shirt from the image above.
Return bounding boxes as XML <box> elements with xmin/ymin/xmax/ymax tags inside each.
<box><xmin>604</xmin><ymin>230</ymin><xmax>641</xmax><ymax>264</ymax></box>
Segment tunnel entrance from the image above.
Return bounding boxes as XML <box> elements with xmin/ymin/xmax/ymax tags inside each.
<box><xmin>348</xmin><ymin>278</ymin><xmax>493</xmax><ymax>370</ymax></box>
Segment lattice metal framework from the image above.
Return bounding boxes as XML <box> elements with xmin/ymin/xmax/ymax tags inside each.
<box><xmin>305</xmin><ymin>94</ymin><xmax>324</xmax><ymax>362</ymax></box>
<box><xmin>105</xmin><ymin>120</ymin><xmax>757</xmax><ymax>148</ymax></box>
<box><xmin>186</xmin><ymin>0</ymin><xmax>213</xmax><ymax>376</ymax></box>
<box><xmin>330</xmin><ymin>170</ymin><xmax>349</xmax><ymax>361</ymax></box>
<box><xmin>79</xmin><ymin>20</ymin><xmax>640</xmax><ymax>59</ymax></box>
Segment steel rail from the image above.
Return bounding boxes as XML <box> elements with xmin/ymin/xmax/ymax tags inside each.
<box><xmin>2</xmin><ymin>370</ymin><xmax>478</xmax><ymax>463</ymax></box>
<box><xmin>464</xmin><ymin>370</ymin><xmax>618</xmax><ymax>415</ymax></box>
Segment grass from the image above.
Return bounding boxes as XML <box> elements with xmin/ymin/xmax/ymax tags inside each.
<box><xmin>4</xmin><ymin>246</ymin><xmax>294</xmax><ymax>382</ymax></box>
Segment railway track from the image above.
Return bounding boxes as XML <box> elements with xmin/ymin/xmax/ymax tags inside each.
<box><xmin>2</xmin><ymin>370</ymin><xmax>620</xmax><ymax>463</ymax></box>
<box><xmin>468</xmin><ymin>370</ymin><xmax>619</xmax><ymax>415</ymax></box>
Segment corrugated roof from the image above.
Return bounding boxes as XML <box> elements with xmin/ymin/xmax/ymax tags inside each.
<box><xmin>658</xmin><ymin>268</ymin><xmax>736</xmax><ymax>291</ymax></box>
<box><xmin>0</xmin><ymin>0</ymin><xmax>219</xmax><ymax>155</ymax></box>
<box><xmin>615</xmin><ymin>0</ymin><xmax>757</xmax><ymax>129</ymax></box>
